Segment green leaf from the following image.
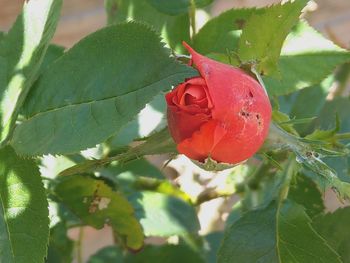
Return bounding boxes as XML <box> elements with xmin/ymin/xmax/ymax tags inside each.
<box><xmin>288</xmin><ymin>173</ymin><xmax>325</xmax><ymax>218</ymax></box>
<box><xmin>46</xmin><ymin>222</ymin><xmax>74</xmax><ymax>263</ymax></box>
<box><xmin>54</xmin><ymin>175</ymin><xmax>144</xmax><ymax>250</ymax></box>
<box><xmin>218</xmin><ymin>200</ymin><xmax>341</xmax><ymax>263</ymax></box>
<box><xmin>11</xmin><ymin>22</ymin><xmax>197</xmax><ymax>156</ymax></box>
<box><xmin>288</xmin><ymin>75</ymin><xmax>334</xmax><ymax>135</ymax></box>
<box><xmin>204</xmin><ymin>232</ymin><xmax>224</xmax><ymax>263</ymax></box>
<box><xmin>107</xmin><ymin>158</ymin><xmax>164</xmax><ymax>180</ymax></box>
<box><xmin>264</xmin><ymin>21</ymin><xmax>350</xmax><ymax>96</ymax></box>
<box><xmin>88</xmin><ymin>246</ymin><xmax>124</xmax><ymax>263</ymax></box>
<box><xmin>39</xmin><ymin>44</ymin><xmax>65</xmax><ymax>75</ymax></box>
<box><xmin>145</xmin><ymin>0</ymin><xmax>213</xmax><ymax>16</ymax></box>
<box><xmin>0</xmin><ymin>146</ymin><xmax>49</xmax><ymax>263</ymax></box>
<box><xmin>107</xmin><ymin>93</ymin><xmax>167</xmax><ymax>150</ymax></box>
<box><xmin>125</xmin><ymin>244</ymin><xmax>205</xmax><ymax>263</ymax></box>
<box><xmin>193</xmin><ymin>8</ymin><xmax>259</xmax><ymax>55</ymax></box>
<box><xmin>0</xmin><ymin>0</ymin><xmax>62</xmax><ymax>145</ymax></box>
<box><xmin>303</xmin><ymin>97</ymin><xmax>350</xmax><ymax>195</ymax></box>
<box><xmin>129</xmin><ymin>191</ymin><xmax>199</xmax><ymax>237</ymax></box>
<box><xmin>106</xmin><ymin>0</ymin><xmax>190</xmax><ymax>52</ymax></box>
<box><xmin>313</xmin><ymin>208</ymin><xmax>350</xmax><ymax>263</ymax></box>
<box><xmin>316</xmin><ymin>97</ymin><xmax>350</xmax><ymax>135</ymax></box>
<box><xmin>265</xmin><ymin>52</ymin><xmax>350</xmax><ymax>96</ymax></box>
<box><xmin>238</xmin><ymin>0</ymin><xmax>307</xmax><ymax>75</ymax></box>
<box><xmin>89</xmin><ymin>244</ymin><xmax>206</xmax><ymax>263</ymax></box>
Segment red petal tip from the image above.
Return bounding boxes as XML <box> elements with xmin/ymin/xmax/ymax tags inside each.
<box><xmin>182</xmin><ymin>41</ymin><xmax>196</xmax><ymax>55</ymax></box>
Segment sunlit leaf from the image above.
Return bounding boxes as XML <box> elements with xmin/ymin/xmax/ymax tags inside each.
<box><xmin>0</xmin><ymin>0</ymin><xmax>62</xmax><ymax>145</ymax></box>
<box><xmin>264</xmin><ymin>21</ymin><xmax>350</xmax><ymax>96</ymax></box>
<box><xmin>238</xmin><ymin>0</ymin><xmax>308</xmax><ymax>75</ymax></box>
<box><xmin>11</xmin><ymin>23</ymin><xmax>196</xmax><ymax>156</ymax></box>
<box><xmin>0</xmin><ymin>146</ymin><xmax>49</xmax><ymax>263</ymax></box>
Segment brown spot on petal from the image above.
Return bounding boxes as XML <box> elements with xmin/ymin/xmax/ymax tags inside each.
<box><xmin>240</xmin><ymin>110</ymin><xmax>250</xmax><ymax>118</ymax></box>
<box><xmin>255</xmin><ymin>113</ymin><xmax>262</xmax><ymax>127</ymax></box>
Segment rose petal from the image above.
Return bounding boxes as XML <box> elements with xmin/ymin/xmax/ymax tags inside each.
<box><xmin>177</xmin><ymin>120</ymin><xmax>227</xmax><ymax>162</ymax></box>
<box><xmin>178</xmin><ymin>115</ymin><xmax>270</xmax><ymax>164</ymax></box>
<box><xmin>166</xmin><ymin>77</ymin><xmax>211</xmax><ymax>114</ymax></box>
<box><xmin>182</xmin><ymin>41</ymin><xmax>270</xmax><ymax>129</ymax></box>
<box><xmin>210</xmin><ymin>118</ymin><xmax>270</xmax><ymax>163</ymax></box>
<box><xmin>167</xmin><ymin>105</ymin><xmax>210</xmax><ymax>143</ymax></box>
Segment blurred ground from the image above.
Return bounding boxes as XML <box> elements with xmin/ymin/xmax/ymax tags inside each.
<box><xmin>1</xmin><ymin>0</ymin><xmax>350</xmax><ymax>48</ymax></box>
<box><xmin>1</xmin><ymin>0</ymin><xmax>350</xmax><ymax>262</ymax></box>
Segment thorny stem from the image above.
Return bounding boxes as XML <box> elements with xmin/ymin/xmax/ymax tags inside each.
<box><xmin>76</xmin><ymin>227</ymin><xmax>84</xmax><ymax>263</ymax></box>
<box><xmin>335</xmin><ymin>132</ymin><xmax>350</xmax><ymax>140</ymax></box>
<box><xmin>195</xmin><ymin>190</ymin><xmax>234</xmax><ymax>205</ymax></box>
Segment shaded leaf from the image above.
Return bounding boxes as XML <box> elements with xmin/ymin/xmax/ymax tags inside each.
<box><xmin>125</xmin><ymin>244</ymin><xmax>205</xmax><ymax>263</ymax></box>
<box><xmin>46</xmin><ymin>222</ymin><xmax>74</xmax><ymax>263</ymax></box>
<box><xmin>55</xmin><ymin>175</ymin><xmax>144</xmax><ymax>250</ymax></box>
<box><xmin>204</xmin><ymin>232</ymin><xmax>224</xmax><ymax>263</ymax></box>
<box><xmin>218</xmin><ymin>200</ymin><xmax>341</xmax><ymax>263</ymax></box>
<box><xmin>0</xmin><ymin>146</ymin><xmax>49</xmax><ymax>263</ymax></box>
<box><xmin>314</xmin><ymin>208</ymin><xmax>350</xmax><ymax>263</ymax></box>
<box><xmin>0</xmin><ymin>0</ymin><xmax>62</xmax><ymax>145</ymax></box>
<box><xmin>193</xmin><ymin>8</ymin><xmax>259</xmax><ymax>55</ymax></box>
<box><xmin>88</xmin><ymin>246</ymin><xmax>124</xmax><ymax>263</ymax></box>
<box><xmin>11</xmin><ymin>23</ymin><xmax>197</xmax><ymax>156</ymax></box>
<box><xmin>288</xmin><ymin>173</ymin><xmax>325</xmax><ymax>218</ymax></box>
<box><xmin>129</xmin><ymin>191</ymin><xmax>199</xmax><ymax>237</ymax></box>
<box><xmin>288</xmin><ymin>75</ymin><xmax>334</xmax><ymax>135</ymax></box>
<box><xmin>39</xmin><ymin>44</ymin><xmax>65</xmax><ymax>75</ymax></box>
<box><xmin>315</xmin><ymin>97</ymin><xmax>350</xmax><ymax>135</ymax></box>
<box><xmin>238</xmin><ymin>0</ymin><xmax>307</xmax><ymax>75</ymax></box>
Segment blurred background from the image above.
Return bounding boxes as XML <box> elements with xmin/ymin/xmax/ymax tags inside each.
<box><xmin>1</xmin><ymin>0</ymin><xmax>350</xmax><ymax>262</ymax></box>
<box><xmin>1</xmin><ymin>0</ymin><xmax>350</xmax><ymax>49</ymax></box>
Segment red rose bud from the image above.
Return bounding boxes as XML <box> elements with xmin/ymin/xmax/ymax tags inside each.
<box><xmin>165</xmin><ymin>42</ymin><xmax>272</xmax><ymax>165</ymax></box>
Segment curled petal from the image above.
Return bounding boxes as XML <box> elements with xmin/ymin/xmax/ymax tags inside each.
<box><xmin>177</xmin><ymin>120</ymin><xmax>227</xmax><ymax>162</ymax></box>
<box><xmin>167</xmin><ymin>106</ymin><xmax>210</xmax><ymax>143</ymax></box>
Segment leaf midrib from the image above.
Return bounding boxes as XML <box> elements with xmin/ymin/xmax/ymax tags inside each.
<box><xmin>25</xmin><ymin>70</ymin><xmax>192</xmax><ymax>120</ymax></box>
